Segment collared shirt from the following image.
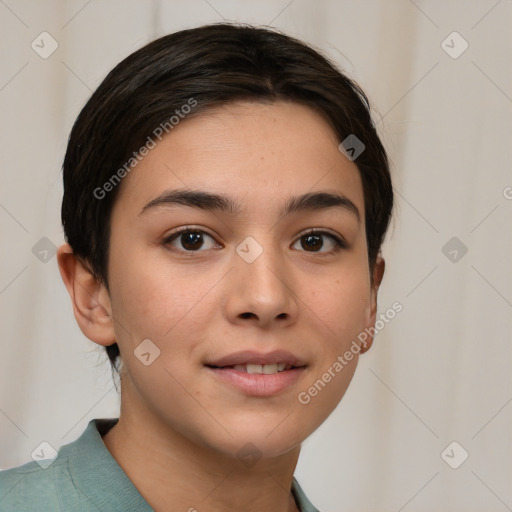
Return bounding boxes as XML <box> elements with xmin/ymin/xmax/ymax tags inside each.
<box><xmin>0</xmin><ymin>418</ymin><xmax>320</xmax><ymax>512</ymax></box>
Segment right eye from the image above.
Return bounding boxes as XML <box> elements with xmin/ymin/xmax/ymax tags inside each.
<box><xmin>163</xmin><ymin>228</ymin><xmax>221</xmax><ymax>252</ymax></box>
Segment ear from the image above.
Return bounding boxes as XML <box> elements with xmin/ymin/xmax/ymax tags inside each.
<box><xmin>57</xmin><ymin>243</ymin><xmax>116</xmax><ymax>346</ymax></box>
<box><xmin>359</xmin><ymin>253</ymin><xmax>386</xmax><ymax>354</ymax></box>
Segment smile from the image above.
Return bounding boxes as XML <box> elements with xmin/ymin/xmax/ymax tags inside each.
<box><xmin>211</xmin><ymin>363</ymin><xmax>292</xmax><ymax>374</ymax></box>
<box><xmin>205</xmin><ymin>350</ymin><xmax>307</xmax><ymax>396</ymax></box>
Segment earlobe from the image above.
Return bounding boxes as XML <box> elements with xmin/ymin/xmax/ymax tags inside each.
<box><xmin>359</xmin><ymin>253</ymin><xmax>386</xmax><ymax>354</ymax></box>
<box><xmin>57</xmin><ymin>243</ymin><xmax>116</xmax><ymax>347</ymax></box>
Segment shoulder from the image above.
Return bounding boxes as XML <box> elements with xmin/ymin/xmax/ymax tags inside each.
<box><xmin>0</xmin><ymin>456</ymin><xmax>70</xmax><ymax>511</ymax></box>
<box><xmin>292</xmin><ymin>477</ymin><xmax>321</xmax><ymax>512</ymax></box>
<box><xmin>0</xmin><ymin>418</ymin><xmax>118</xmax><ymax>512</ymax></box>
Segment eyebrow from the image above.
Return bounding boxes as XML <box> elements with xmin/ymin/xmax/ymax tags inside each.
<box><xmin>140</xmin><ymin>188</ymin><xmax>361</xmax><ymax>223</ymax></box>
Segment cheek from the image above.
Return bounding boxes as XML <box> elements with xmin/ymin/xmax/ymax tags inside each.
<box><xmin>297</xmin><ymin>280</ymin><xmax>368</xmax><ymax>426</ymax></box>
<box><xmin>107</xmin><ymin>250</ymin><xmax>221</xmax><ymax>353</ymax></box>
<box><xmin>297</xmin><ymin>356</ymin><xmax>358</xmax><ymax>427</ymax></box>
<box><xmin>297</xmin><ymin>267</ymin><xmax>371</xmax><ymax>409</ymax></box>
<box><xmin>311</xmin><ymin>267</ymin><xmax>371</xmax><ymax>345</ymax></box>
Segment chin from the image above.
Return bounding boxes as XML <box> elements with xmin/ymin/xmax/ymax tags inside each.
<box><xmin>212</xmin><ymin>415</ymin><xmax>315</xmax><ymax>462</ymax></box>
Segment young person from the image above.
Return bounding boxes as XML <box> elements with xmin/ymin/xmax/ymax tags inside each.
<box><xmin>0</xmin><ymin>23</ymin><xmax>393</xmax><ymax>511</ymax></box>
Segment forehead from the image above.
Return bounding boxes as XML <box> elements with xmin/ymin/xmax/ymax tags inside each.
<box><xmin>113</xmin><ymin>100</ymin><xmax>365</xmax><ymax>221</ymax></box>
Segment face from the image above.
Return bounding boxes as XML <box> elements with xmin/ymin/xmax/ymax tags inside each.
<box><xmin>104</xmin><ymin>100</ymin><xmax>380</xmax><ymax>459</ymax></box>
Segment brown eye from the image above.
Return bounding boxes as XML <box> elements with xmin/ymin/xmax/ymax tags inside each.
<box><xmin>164</xmin><ymin>229</ymin><xmax>218</xmax><ymax>252</ymax></box>
<box><xmin>293</xmin><ymin>231</ymin><xmax>346</xmax><ymax>254</ymax></box>
<box><xmin>301</xmin><ymin>233</ymin><xmax>323</xmax><ymax>251</ymax></box>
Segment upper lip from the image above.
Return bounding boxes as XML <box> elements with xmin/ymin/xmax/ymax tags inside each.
<box><xmin>206</xmin><ymin>350</ymin><xmax>306</xmax><ymax>368</ymax></box>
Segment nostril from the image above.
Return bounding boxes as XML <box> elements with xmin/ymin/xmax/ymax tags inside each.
<box><xmin>240</xmin><ymin>312</ymin><xmax>256</xmax><ymax>319</ymax></box>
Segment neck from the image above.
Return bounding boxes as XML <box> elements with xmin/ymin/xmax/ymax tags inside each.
<box><xmin>102</xmin><ymin>378</ymin><xmax>301</xmax><ymax>512</ymax></box>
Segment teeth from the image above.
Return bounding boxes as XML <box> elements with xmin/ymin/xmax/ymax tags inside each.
<box><xmin>247</xmin><ymin>364</ymin><xmax>263</xmax><ymax>374</ymax></box>
<box><xmin>232</xmin><ymin>363</ymin><xmax>290</xmax><ymax>374</ymax></box>
<box><xmin>262</xmin><ymin>363</ymin><xmax>278</xmax><ymax>374</ymax></box>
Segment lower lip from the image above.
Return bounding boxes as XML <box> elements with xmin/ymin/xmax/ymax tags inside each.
<box><xmin>207</xmin><ymin>367</ymin><xmax>306</xmax><ymax>396</ymax></box>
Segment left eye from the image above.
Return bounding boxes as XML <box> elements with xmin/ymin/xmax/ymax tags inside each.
<box><xmin>164</xmin><ymin>229</ymin><xmax>219</xmax><ymax>252</ymax></box>
<box><xmin>292</xmin><ymin>231</ymin><xmax>346</xmax><ymax>253</ymax></box>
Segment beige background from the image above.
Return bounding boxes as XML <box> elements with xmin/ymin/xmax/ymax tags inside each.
<box><xmin>1</xmin><ymin>1</ymin><xmax>511</xmax><ymax>511</ymax></box>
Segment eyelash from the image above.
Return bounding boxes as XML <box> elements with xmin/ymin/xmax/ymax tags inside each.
<box><xmin>162</xmin><ymin>226</ymin><xmax>347</xmax><ymax>255</ymax></box>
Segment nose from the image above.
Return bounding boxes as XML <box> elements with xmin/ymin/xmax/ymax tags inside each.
<box><xmin>224</xmin><ymin>241</ymin><xmax>299</xmax><ymax>329</ymax></box>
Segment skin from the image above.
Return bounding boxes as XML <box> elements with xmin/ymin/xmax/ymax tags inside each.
<box><xmin>58</xmin><ymin>100</ymin><xmax>385</xmax><ymax>512</ymax></box>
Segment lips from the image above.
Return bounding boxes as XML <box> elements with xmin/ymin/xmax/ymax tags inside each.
<box><xmin>205</xmin><ymin>349</ymin><xmax>307</xmax><ymax>396</ymax></box>
<box><xmin>205</xmin><ymin>349</ymin><xmax>306</xmax><ymax>368</ymax></box>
